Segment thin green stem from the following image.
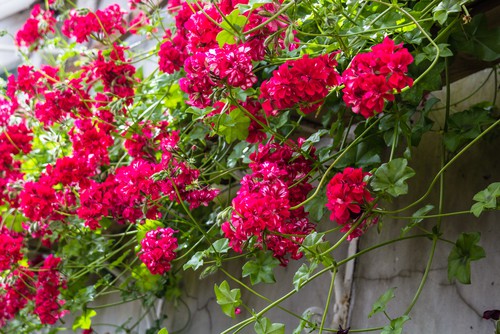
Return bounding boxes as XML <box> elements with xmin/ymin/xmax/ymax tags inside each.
<box><xmin>404</xmin><ymin>236</ymin><xmax>438</xmax><ymax>315</ymax></box>
<box><xmin>382</xmin><ymin>117</ymin><xmax>500</xmax><ymax>214</ymax></box>
<box><xmin>319</xmin><ymin>268</ymin><xmax>337</xmax><ymax>334</ymax></box>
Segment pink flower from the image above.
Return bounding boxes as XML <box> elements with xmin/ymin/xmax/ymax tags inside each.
<box><xmin>260</xmin><ymin>53</ymin><xmax>341</xmax><ymax>115</ymax></box>
<box><xmin>342</xmin><ymin>37</ymin><xmax>413</xmax><ymax>118</ymax></box>
<box><xmin>34</xmin><ymin>255</ymin><xmax>67</xmax><ymax>325</ymax></box>
<box><xmin>222</xmin><ymin>140</ymin><xmax>316</xmax><ymax>265</ymax></box>
<box><xmin>139</xmin><ymin>227</ymin><xmax>178</xmax><ymax>275</ymax></box>
<box><xmin>62</xmin><ymin>4</ymin><xmax>126</xmax><ymax>43</ymax></box>
<box><xmin>0</xmin><ymin>228</ymin><xmax>24</xmax><ymax>271</ymax></box>
<box><xmin>325</xmin><ymin>167</ymin><xmax>377</xmax><ymax>239</ymax></box>
<box><xmin>15</xmin><ymin>5</ymin><xmax>56</xmax><ymax>49</ymax></box>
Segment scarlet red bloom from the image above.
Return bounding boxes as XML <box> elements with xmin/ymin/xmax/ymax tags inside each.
<box><xmin>342</xmin><ymin>37</ymin><xmax>413</xmax><ymax>118</ymax></box>
<box><xmin>62</xmin><ymin>4</ymin><xmax>126</xmax><ymax>43</ymax></box>
<box><xmin>15</xmin><ymin>5</ymin><xmax>56</xmax><ymax>49</ymax></box>
<box><xmin>222</xmin><ymin>140</ymin><xmax>316</xmax><ymax>265</ymax></box>
<box><xmin>34</xmin><ymin>255</ymin><xmax>67</xmax><ymax>325</ymax></box>
<box><xmin>0</xmin><ymin>268</ymin><xmax>35</xmax><ymax>327</ymax></box>
<box><xmin>84</xmin><ymin>44</ymin><xmax>136</xmax><ymax>104</ymax></box>
<box><xmin>260</xmin><ymin>53</ymin><xmax>341</xmax><ymax>115</ymax></box>
<box><xmin>139</xmin><ymin>227</ymin><xmax>178</xmax><ymax>275</ymax></box>
<box><xmin>0</xmin><ymin>228</ymin><xmax>24</xmax><ymax>271</ymax></box>
<box><xmin>325</xmin><ymin>167</ymin><xmax>377</xmax><ymax>239</ymax></box>
<box><xmin>180</xmin><ymin>44</ymin><xmax>257</xmax><ymax>107</ymax></box>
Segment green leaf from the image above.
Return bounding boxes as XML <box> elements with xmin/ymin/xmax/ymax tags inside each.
<box><xmin>471</xmin><ymin>182</ymin><xmax>500</xmax><ymax>217</ymax></box>
<box><xmin>301</xmin><ymin>129</ymin><xmax>329</xmax><ymax>151</ymax></box>
<box><xmin>303</xmin><ymin>187</ymin><xmax>328</xmax><ymax>222</ymax></box>
<box><xmin>451</xmin><ymin>13</ymin><xmax>500</xmax><ymax>61</ymax></box>
<box><xmin>300</xmin><ymin>232</ymin><xmax>334</xmax><ymax>267</ymax></box>
<box><xmin>448</xmin><ymin>232</ymin><xmax>486</xmax><ymax>284</ymax></box>
<box><xmin>293</xmin><ymin>262</ymin><xmax>317</xmax><ymax>291</ymax></box>
<box><xmin>381</xmin><ymin>315</ymin><xmax>410</xmax><ymax>334</ymax></box>
<box><xmin>183</xmin><ymin>251</ymin><xmax>206</xmax><ymax>271</ymax></box>
<box><xmin>401</xmin><ymin>205</ymin><xmax>434</xmax><ymax>236</ymax></box>
<box><xmin>72</xmin><ymin>309</ymin><xmax>96</xmax><ymax>330</ymax></box>
<box><xmin>210</xmin><ymin>238</ymin><xmax>230</xmax><ymax>254</ymax></box>
<box><xmin>217</xmin><ymin>8</ymin><xmax>248</xmax><ymax>46</ymax></box>
<box><xmin>227</xmin><ymin>141</ymin><xmax>248</xmax><ymax>168</ymax></box>
<box><xmin>443</xmin><ymin>105</ymin><xmax>494</xmax><ymax>153</ymax></box>
<box><xmin>242</xmin><ymin>251</ymin><xmax>279</xmax><ymax>285</ymax></box>
<box><xmin>371</xmin><ymin>158</ymin><xmax>415</xmax><ymax>197</ymax></box>
<box><xmin>215</xmin><ymin>108</ymin><xmax>250</xmax><ymax>143</ymax></box>
<box><xmin>369</xmin><ymin>287</ymin><xmax>396</xmax><ymax>318</ymax></box>
<box><xmin>221</xmin><ymin>9</ymin><xmax>247</xmax><ymax>31</ymax></box>
<box><xmin>132</xmin><ymin>263</ymin><xmax>162</xmax><ymax>290</ymax></box>
<box><xmin>254</xmin><ymin>317</ymin><xmax>285</xmax><ymax>334</ymax></box>
<box><xmin>216</xmin><ymin>30</ymin><xmax>237</xmax><ymax>47</ymax></box>
<box><xmin>214</xmin><ymin>280</ymin><xmax>241</xmax><ymax>318</ymax></box>
<box><xmin>157</xmin><ymin>328</ymin><xmax>169</xmax><ymax>334</ymax></box>
<box><xmin>432</xmin><ymin>0</ymin><xmax>464</xmax><ymax>25</ymax></box>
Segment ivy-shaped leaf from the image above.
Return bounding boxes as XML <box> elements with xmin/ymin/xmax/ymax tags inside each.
<box><xmin>451</xmin><ymin>13</ymin><xmax>500</xmax><ymax>61</ymax></box>
<box><xmin>293</xmin><ymin>262</ymin><xmax>318</xmax><ymax>291</ymax></box>
<box><xmin>157</xmin><ymin>328</ymin><xmax>169</xmax><ymax>334</ymax></box>
<box><xmin>215</xmin><ymin>108</ymin><xmax>250</xmax><ymax>143</ymax></box>
<box><xmin>471</xmin><ymin>182</ymin><xmax>500</xmax><ymax>217</ymax></box>
<box><xmin>183</xmin><ymin>251</ymin><xmax>206</xmax><ymax>271</ymax></box>
<box><xmin>371</xmin><ymin>158</ymin><xmax>415</xmax><ymax>197</ymax></box>
<box><xmin>443</xmin><ymin>105</ymin><xmax>495</xmax><ymax>153</ymax></box>
<box><xmin>369</xmin><ymin>287</ymin><xmax>396</xmax><ymax>318</ymax></box>
<box><xmin>72</xmin><ymin>309</ymin><xmax>96</xmax><ymax>330</ymax></box>
<box><xmin>300</xmin><ymin>232</ymin><xmax>334</xmax><ymax>267</ymax></box>
<box><xmin>432</xmin><ymin>0</ymin><xmax>465</xmax><ymax>25</ymax></box>
<box><xmin>303</xmin><ymin>187</ymin><xmax>328</xmax><ymax>222</ymax></box>
<box><xmin>381</xmin><ymin>315</ymin><xmax>410</xmax><ymax>334</ymax></box>
<box><xmin>209</xmin><ymin>238</ymin><xmax>230</xmax><ymax>254</ymax></box>
<box><xmin>254</xmin><ymin>317</ymin><xmax>285</xmax><ymax>334</ymax></box>
<box><xmin>448</xmin><ymin>232</ymin><xmax>486</xmax><ymax>284</ymax></box>
<box><xmin>401</xmin><ymin>204</ymin><xmax>434</xmax><ymax>236</ymax></box>
<box><xmin>242</xmin><ymin>251</ymin><xmax>279</xmax><ymax>285</ymax></box>
<box><xmin>214</xmin><ymin>280</ymin><xmax>242</xmax><ymax>318</ymax></box>
<box><xmin>216</xmin><ymin>30</ymin><xmax>237</xmax><ymax>48</ymax></box>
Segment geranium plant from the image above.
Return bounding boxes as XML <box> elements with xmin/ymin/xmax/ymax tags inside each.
<box><xmin>0</xmin><ymin>0</ymin><xmax>499</xmax><ymax>333</ymax></box>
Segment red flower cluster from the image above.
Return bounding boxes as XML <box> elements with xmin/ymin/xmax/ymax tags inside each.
<box><xmin>222</xmin><ymin>139</ymin><xmax>316</xmax><ymax>265</ymax></box>
<box><xmin>139</xmin><ymin>227</ymin><xmax>178</xmax><ymax>275</ymax></box>
<box><xmin>180</xmin><ymin>44</ymin><xmax>257</xmax><ymax>107</ymax></box>
<box><xmin>342</xmin><ymin>37</ymin><xmax>414</xmax><ymax>118</ymax></box>
<box><xmin>0</xmin><ymin>256</ymin><xmax>66</xmax><ymax>327</ymax></box>
<box><xmin>159</xmin><ymin>0</ymin><xmax>297</xmax><ymax>73</ymax></box>
<box><xmin>62</xmin><ymin>4</ymin><xmax>126</xmax><ymax>43</ymax></box>
<box><xmin>0</xmin><ymin>268</ymin><xmax>35</xmax><ymax>327</ymax></box>
<box><xmin>0</xmin><ymin>123</ymin><xmax>32</xmax><ymax>208</ymax></box>
<box><xmin>158</xmin><ymin>30</ymin><xmax>187</xmax><ymax>74</ymax></box>
<box><xmin>76</xmin><ymin>151</ymin><xmax>219</xmax><ymax>229</ymax></box>
<box><xmin>15</xmin><ymin>4</ymin><xmax>56</xmax><ymax>49</ymax></box>
<box><xmin>260</xmin><ymin>53</ymin><xmax>341</xmax><ymax>115</ymax></box>
<box><xmin>0</xmin><ymin>228</ymin><xmax>24</xmax><ymax>271</ymax></box>
<box><xmin>325</xmin><ymin>167</ymin><xmax>377</xmax><ymax>239</ymax></box>
<box><xmin>34</xmin><ymin>255</ymin><xmax>68</xmax><ymax>325</ymax></box>
<box><xmin>84</xmin><ymin>44</ymin><xmax>136</xmax><ymax>104</ymax></box>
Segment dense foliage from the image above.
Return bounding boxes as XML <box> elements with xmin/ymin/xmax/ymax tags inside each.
<box><xmin>0</xmin><ymin>0</ymin><xmax>499</xmax><ymax>333</ymax></box>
